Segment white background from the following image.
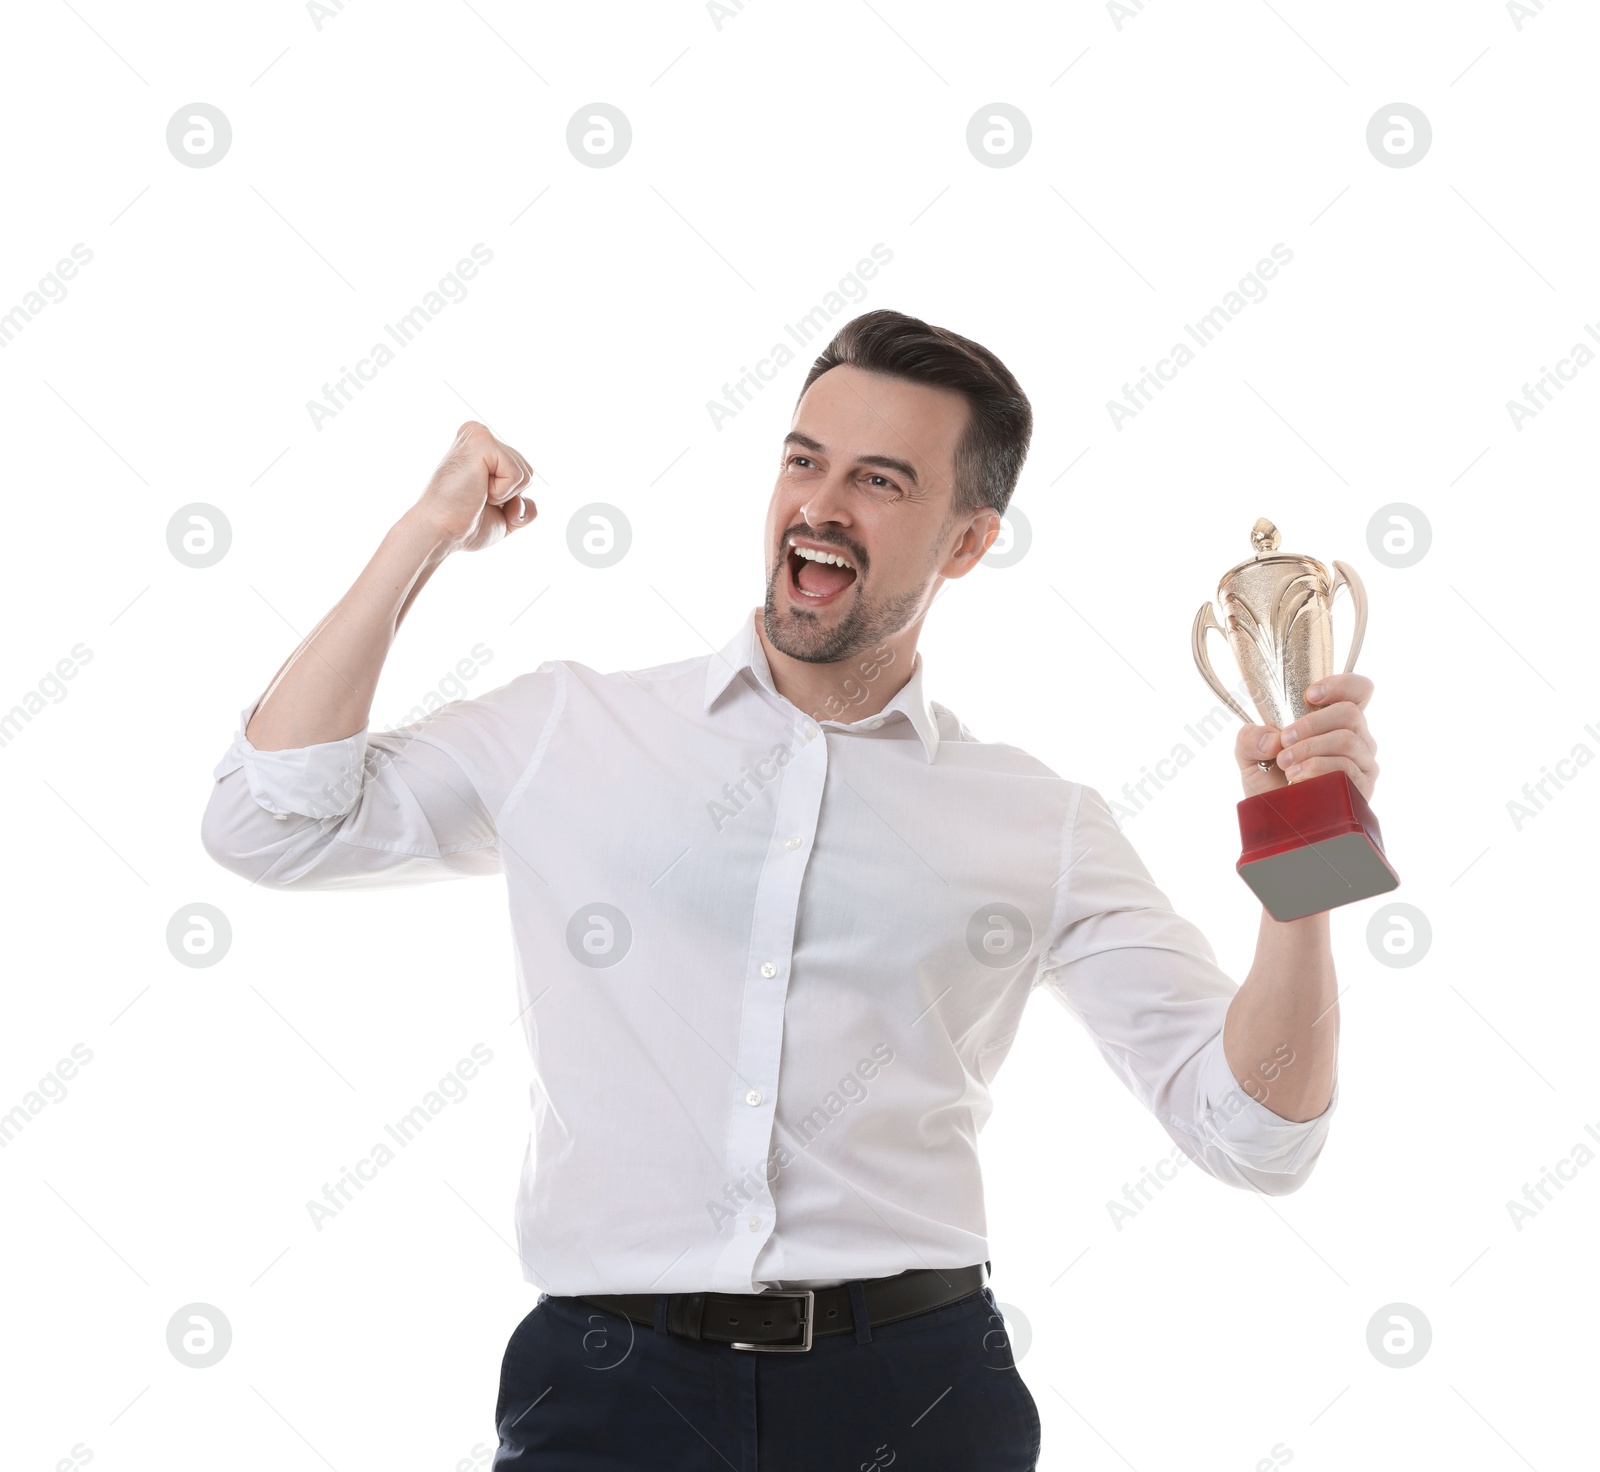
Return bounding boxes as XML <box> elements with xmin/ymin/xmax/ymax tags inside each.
<box><xmin>2</xmin><ymin>2</ymin><xmax>1595</xmax><ymax>1469</ymax></box>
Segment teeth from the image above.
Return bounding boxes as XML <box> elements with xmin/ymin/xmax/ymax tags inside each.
<box><xmin>792</xmin><ymin>544</ymin><xmax>854</xmax><ymax>570</ymax></box>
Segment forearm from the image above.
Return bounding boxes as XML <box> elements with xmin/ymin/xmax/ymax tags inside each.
<box><xmin>246</xmin><ymin>507</ymin><xmax>457</xmax><ymax>751</ymax></box>
<box><xmin>1222</xmin><ymin>907</ymin><xmax>1339</xmax><ymax>1122</ymax></box>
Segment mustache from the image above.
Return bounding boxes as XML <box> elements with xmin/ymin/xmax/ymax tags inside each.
<box><xmin>778</xmin><ymin>525</ymin><xmax>868</xmax><ymax>575</ymax></box>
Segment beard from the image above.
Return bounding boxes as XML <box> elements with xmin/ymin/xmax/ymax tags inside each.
<box><xmin>762</xmin><ymin>557</ymin><xmax>929</xmax><ymax>666</ymax></box>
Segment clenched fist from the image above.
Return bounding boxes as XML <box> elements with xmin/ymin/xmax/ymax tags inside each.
<box><xmin>416</xmin><ymin>421</ymin><xmax>538</xmax><ymax>553</ymax></box>
<box><xmin>1234</xmin><ymin>673</ymin><xmax>1380</xmax><ymax>804</ymax></box>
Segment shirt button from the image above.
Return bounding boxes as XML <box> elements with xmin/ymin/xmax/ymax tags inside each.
<box><xmin>748</xmin><ymin>1216</ymin><xmax>762</xmax><ymax>1231</ymax></box>
<box><xmin>759</xmin><ymin>961</ymin><xmax>777</xmax><ymax>978</ymax></box>
<box><xmin>784</xmin><ymin>834</ymin><xmax>802</xmax><ymax>850</ymax></box>
<box><xmin>866</xmin><ymin>717</ymin><xmax>884</xmax><ymax>729</ymax></box>
<box><xmin>803</xmin><ymin>724</ymin><xmax>819</xmax><ymax>740</ymax></box>
<box><xmin>745</xmin><ymin>1089</ymin><xmax>762</xmax><ymax>1106</ymax></box>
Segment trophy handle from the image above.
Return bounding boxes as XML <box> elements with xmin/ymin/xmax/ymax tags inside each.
<box><xmin>1191</xmin><ymin>602</ymin><xmax>1255</xmax><ymax>726</ymax></box>
<box><xmin>1330</xmin><ymin>560</ymin><xmax>1369</xmax><ymax>674</ymax></box>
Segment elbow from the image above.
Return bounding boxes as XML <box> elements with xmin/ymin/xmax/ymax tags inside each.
<box><xmin>199</xmin><ymin>783</ymin><xmax>296</xmax><ymax>888</ymax></box>
<box><xmin>1219</xmin><ymin>1142</ymin><xmax>1327</xmax><ymax>1197</ymax></box>
<box><xmin>1181</xmin><ymin>1052</ymin><xmax>1338</xmax><ymax>1198</ymax></box>
<box><xmin>199</xmin><ymin>789</ymin><xmax>243</xmax><ymax>871</ymax></box>
<box><xmin>199</xmin><ymin>809</ymin><xmax>265</xmax><ymax>887</ymax></box>
<box><xmin>1246</xmin><ymin>1159</ymin><xmax>1319</xmax><ymax>1197</ymax></box>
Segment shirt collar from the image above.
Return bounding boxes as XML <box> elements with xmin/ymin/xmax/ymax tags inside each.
<box><xmin>702</xmin><ymin>607</ymin><xmax>941</xmax><ymax>763</ymax></box>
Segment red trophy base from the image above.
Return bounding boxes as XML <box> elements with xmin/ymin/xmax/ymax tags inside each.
<box><xmin>1236</xmin><ymin>769</ymin><xmax>1400</xmax><ymax>921</ymax></box>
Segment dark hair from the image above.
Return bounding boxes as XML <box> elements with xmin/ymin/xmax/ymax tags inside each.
<box><xmin>796</xmin><ymin>308</ymin><xmax>1032</xmax><ymax>521</ymax></box>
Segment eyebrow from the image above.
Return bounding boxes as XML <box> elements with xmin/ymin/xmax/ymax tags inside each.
<box><xmin>782</xmin><ymin>430</ymin><xmax>920</xmax><ymax>487</ymax></box>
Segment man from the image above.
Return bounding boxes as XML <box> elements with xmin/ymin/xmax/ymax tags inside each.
<box><xmin>202</xmin><ymin>308</ymin><xmax>1376</xmax><ymax>1470</ymax></box>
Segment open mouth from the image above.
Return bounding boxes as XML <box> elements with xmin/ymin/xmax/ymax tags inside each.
<box><xmin>785</xmin><ymin>538</ymin><xmax>859</xmax><ymax>607</ymax></box>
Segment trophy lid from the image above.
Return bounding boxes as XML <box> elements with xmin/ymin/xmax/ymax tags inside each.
<box><xmin>1217</xmin><ymin>517</ymin><xmax>1330</xmax><ymax>592</ymax></box>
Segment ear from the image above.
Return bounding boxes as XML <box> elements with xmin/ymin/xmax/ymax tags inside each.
<box><xmin>940</xmin><ymin>509</ymin><xmax>1001</xmax><ymax>580</ymax></box>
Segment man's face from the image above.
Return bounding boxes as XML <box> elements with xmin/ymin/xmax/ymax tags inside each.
<box><xmin>762</xmin><ymin>364</ymin><xmax>990</xmax><ymax>664</ymax></box>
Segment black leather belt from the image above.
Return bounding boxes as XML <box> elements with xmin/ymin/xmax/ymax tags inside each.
<box><xmin>575</xmin><ymin>1262</ymin><xmax>988</xmax><ymax>1352</ymax></box>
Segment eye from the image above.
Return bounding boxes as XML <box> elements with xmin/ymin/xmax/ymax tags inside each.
<box><xmin>864</xmin><ymin>473</ymin><xmax>899</xmax><ymax>492</ymax></box>
<box><xmin>786</xmin><ymin>454</ymin><xmax>816</xmax><ymax>470</ymax></box>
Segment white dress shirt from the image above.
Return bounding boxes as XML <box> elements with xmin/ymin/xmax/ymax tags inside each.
<box><xmin>201</xmin><ymin>606</ymin><xmax>1336</xmax><ymax>1296</ymax></box>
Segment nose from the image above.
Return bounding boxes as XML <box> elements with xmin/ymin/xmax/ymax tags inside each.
<box><xmin>798</xmin><ymin>472</ymin><xmax>854</xmax><ymax>531</ymax></box>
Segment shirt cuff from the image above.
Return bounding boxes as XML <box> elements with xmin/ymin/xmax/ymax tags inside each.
<box><xmin>212</xmin><ymin>699</ymin><xmax>371</xmax><ymax>820</ymax></box>
<box><xmin>1185</xmin><ymin>1033</ymin><xmax>1338</xmax><ymax>1177</ymax></box>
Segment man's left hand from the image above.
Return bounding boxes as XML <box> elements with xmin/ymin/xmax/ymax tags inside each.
<box><xmin>1234</xmin><ymin>673</ymin><xmax>1379</xmax><ymax>804</ymax></box>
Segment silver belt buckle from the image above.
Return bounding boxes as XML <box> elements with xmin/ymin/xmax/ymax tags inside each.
<box><xmin>729</xmin><ymin>1288</ymin><xmax>814</xmax><ymax>1352</ymax></box>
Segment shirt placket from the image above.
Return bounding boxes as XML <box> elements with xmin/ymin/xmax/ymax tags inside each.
<box><xmin>723</xmin><ymin>712</ymin><xmax>828</xmax><ymax>1287</ymax></box>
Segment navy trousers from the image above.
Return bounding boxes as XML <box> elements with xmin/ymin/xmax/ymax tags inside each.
<box><xmin>493</xmin><ymin>1280</ymin><xmax>1041</xmax><ymax>1470</ymax></box>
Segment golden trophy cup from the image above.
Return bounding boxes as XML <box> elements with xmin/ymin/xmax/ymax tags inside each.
<box><xmin>1192</xmin><ymin>517</ymin><xmax>1400</xmax><ymax>921</ymax></box>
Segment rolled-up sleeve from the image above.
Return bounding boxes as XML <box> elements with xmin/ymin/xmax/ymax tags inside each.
<box><xmin>1034</xmin><ymin>783</ymin><xmax>1336</xmax><ymax>1195</ymax></box>
<box><xmin>200</xmin><ymin>666</ymin><xmax>562</xmax><ymax>891</ymax></box>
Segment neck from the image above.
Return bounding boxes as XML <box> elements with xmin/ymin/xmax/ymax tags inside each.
<box><xmin>753</xmin><ymin>610</ymin><xmax>923</xmax><ymax>727</ymax></box>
